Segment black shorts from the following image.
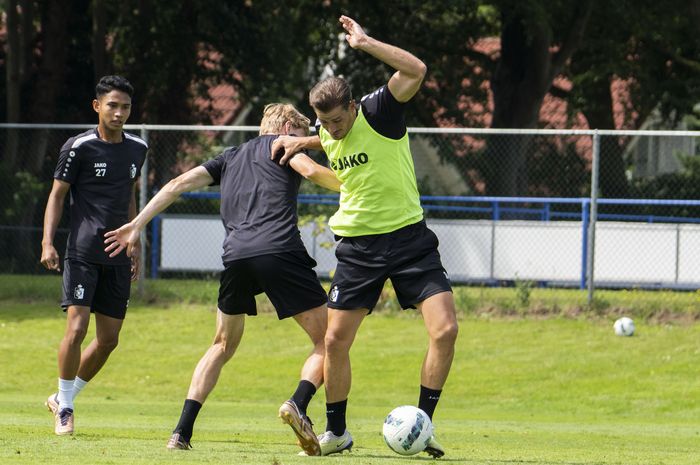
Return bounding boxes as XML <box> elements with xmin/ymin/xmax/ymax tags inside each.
<box><xmin>329</xmin><ymin>220</ymin><xmax>452</xmax><ymax>312</ymax></box>
<box><xmin>61</xmin><ymin>258</ymin><xmax>132</xmax><ymax>320</ymax></box>
<box><xmin>218</xmin><ymin>250</ymin><xmax>327</xmax><ymax>319</ymax></box>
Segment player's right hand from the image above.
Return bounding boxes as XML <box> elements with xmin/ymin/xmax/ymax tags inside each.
<box><xmin>104</xmin><ymin>223</ymin><xmax>140</xmax><ymax>258</ymax></box>
<box><xmin>271</xmin><ymin>135</ymin><xmax>300</xmax><ymax>165</ymax></box>
<box><xmin>339</xmin><ymin>15</ymin><xmax>369</xmax><ymax>49</ymax></box>
<box><xmin>40</xmin><ymin>245</ymin><xmax>61</xmax><ymax>272</ymax></box>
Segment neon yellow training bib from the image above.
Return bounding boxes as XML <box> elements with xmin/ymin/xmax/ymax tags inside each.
<box><xmin>319</xmin><ymin>107</ymin><xmax>423</xmax><ymax>237</ymax></box>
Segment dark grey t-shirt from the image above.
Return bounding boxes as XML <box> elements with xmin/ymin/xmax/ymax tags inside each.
<box><xmin>54</xmin><ymin>128</ymin><xmax>148</xmax><ymax>265</ymax></box>
<box><xmin>201</xmin><ymin>134</ymin><xmax>307</xmax><ymax>264</ymax></box>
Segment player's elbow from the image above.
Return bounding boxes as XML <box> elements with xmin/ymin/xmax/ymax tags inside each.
<box><xmin>302</xmin><ymin>165</ymin><xmax>323</xmax><ymax>182</ymax></box>
<box><xmin>416</xmin><ymin>60</ymin><xmax>427</xmax><ymax>80</ymax></box>
<box><xmin>291</xmin><ymin>157</ymin><xmax>317</xmax><ymax>180</ymax></box>
<box><xmin>164</xmin><ymin>176</ymin><xmax>189</xmax><ymax>195</ymax></box>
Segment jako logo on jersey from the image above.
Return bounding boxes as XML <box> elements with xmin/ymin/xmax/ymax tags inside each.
<box><xmin>74</xmin><ymin>284</ymin><xmax>85</xmax><ymax>300</ymax></box>
<box><xmin>330</xmin><ymin>152</ymin><xmax>369</xmax><ymax>170</ymax></box>
<box><xmin>329</xmin><ymin>285</ymin><xmax>340</xmax><ymax>303</ymax></box>
<box><xmin>130</xmin><ymin>163</ymin><xmax>137</xmax><ymax>179</ymax></box>
<box><xmin>94</xmin><ymin>162</ymin><xmax>107</xmax><ymax>167</ymax></box>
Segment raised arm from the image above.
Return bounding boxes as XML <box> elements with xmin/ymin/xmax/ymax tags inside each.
<box><xmin>339</xmin><ymin>15</ymin><xmax>427</xmax><ymax>102</ymax></box>
<box><xmin>40</xmin><ymin>179</ymin><xmax>71</xmax><ymax>272</ymax></box>
<box><xmin>271</xmin><ymin>134</ymin><xmax>324</xmax><ymax>165</ymax></box>
<box><xmin>104</xmin><ymin>166</ymin><xmax>214</xmax><ymax>258</ymax></box>
<box><xmin>289</xmin><ymin>153</ymin><xmax>342</xmax><ymax>192</ymax></box>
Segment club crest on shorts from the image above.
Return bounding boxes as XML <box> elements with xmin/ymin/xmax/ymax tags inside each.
<box><xmin>130</xmin><ymin>163</ymin><xmax>137</xmax><ymax>179</ymax></box>
<box><xmin>74</xmin><ymin>284</ymin><xmax>85</xmax><ymax>300</ymax></box>
<box><xmin>329</xmin><ymin>285</ymin><xmax>340</xmax><ymax>303</ymax></box>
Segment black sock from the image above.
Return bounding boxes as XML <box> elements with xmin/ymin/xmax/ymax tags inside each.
<box><xmin>291</xmin><ymin>380</ymin><xmax>317</xmax><ymax>416</ymax></box>
<box><xmin>325</xmin><ymin>399</ymin><xmax>347</xmax><ymax>436</ymax></box>
<box><xmin>418</xmin><ymin>385</ymin><xmax>442</xmax><ymax>420</ymax></box>
<box><xmin>173</xmin><ymin>399</ymin><xmax>203</xmax><ymax>442</ymax></box>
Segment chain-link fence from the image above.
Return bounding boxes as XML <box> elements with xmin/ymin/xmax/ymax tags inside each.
<box><xmin>2</xmin><ymin>124</ymin><xmax>699</xmax><ymax>299</ymax></box>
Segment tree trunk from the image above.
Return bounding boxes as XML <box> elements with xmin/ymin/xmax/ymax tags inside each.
<box><xmin>580</xmin><ymin>74</ymin><xmax>631</xmax><ymax>198</ymax></box>
<box><xmin>484</xmin><ymin>1</ymin><xmax>592</xmax><ymax>196</ymax></box>
<box><xmin>4</xmin><ymin>0</ymin><xmax>21</xmax><ymax>167</ymax></box>
<box><xmin>18</xmin><ymin>0</ymin><xmax>34</xmax><ymax>79</ymax></box>
<box><xmin>24</xmin><ymin>0</ymin><xmax>71</xmax><ymax>172</ymax></box>
<box><xmin>92</xmin><ymin>0</ymin><xmax>107</xmax><ymax>81</ymax></box>
<box><xmin>485</xmin><ymin>12</ymin><xmax>551</xmax><ymax>196</ymax></box>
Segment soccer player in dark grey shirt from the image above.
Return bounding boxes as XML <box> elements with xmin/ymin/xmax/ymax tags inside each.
<box><xmin>104</xmin><ymin>103</ymin><xmax>340</xmax><ymax>455</ymax></box>
<box><xmin>40</xmin><ymin>75</ymin><xmax>148</xmax><ymax>436</ymax></box>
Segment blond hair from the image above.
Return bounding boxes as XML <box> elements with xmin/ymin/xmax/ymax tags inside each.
<box><xmin>259</xmin><ymin>103</ymin><xmax>310</xmax><ymax>136</ymax></box>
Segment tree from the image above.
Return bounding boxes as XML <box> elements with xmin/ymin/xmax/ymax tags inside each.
<box><xmin>567</xmin><ymin>0</ymin><xmax>700</xmax><ymax>198</ymax></box>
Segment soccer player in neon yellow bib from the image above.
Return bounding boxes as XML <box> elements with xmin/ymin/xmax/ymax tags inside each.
<box><xmin>273</xmin><ymin>15</ymin><xmax>458</xmax><ymax>458</ymax></box>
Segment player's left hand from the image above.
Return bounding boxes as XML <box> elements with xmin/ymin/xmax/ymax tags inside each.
<box><xmin>104</xmin><ymin>222</ymin><xmax>140</xmax><ymax>258</ymax></box>
<box><xmin>339</xmin><ymin>15</ymin><xmax>369</xmax><ymax>49</ymax></box>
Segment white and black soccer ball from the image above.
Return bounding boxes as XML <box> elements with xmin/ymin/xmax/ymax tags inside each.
<box><xmin>382</xmin><ymin>406</ymin><xmax>433</xmax><ymax>456</ymax></box>
<box><xmin>613</xmin><ymin>317</ymin><xmax>635</xmax><ymax>336</ymax></box>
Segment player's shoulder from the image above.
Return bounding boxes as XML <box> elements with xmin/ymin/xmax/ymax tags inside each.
<box><xmin>361</xmin><ymin>84</ymin><xmax>403</xmax><ymax>107</ymax></box>
<box><xmin>246</xmin><ymin>134</ymin><xmax>277</xmax><ymax>147</ymax></box>
<box><xmin>359</xmin><ymin>85</ymin><xmax>404</xmax><ymax>119</ymax></box>
<box><xmin>122</xmin><ymin>131</ymin><xmax>149</xmax><ymax>150</ymax></box>
<box><xmin>236</xmin><ymin>134</ymin><xmax>277</xmax><ymax>154</ymax></box>
<box><xmin>360</xmin><ymin>85</ymin><xmax>390</xmax><ymax>104</ymax></box>
<box><xmin>61</xmin><ymin>128</ymin><xmax>99</xmax><ymax>152</ymax></box>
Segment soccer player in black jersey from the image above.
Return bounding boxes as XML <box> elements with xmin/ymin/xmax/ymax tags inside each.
<box><xmin>104</xmin><ymin>103</ymin><xmax>341</xmax><ymax>455</ymax></box>
<box><xmin>40</xmin><ymin>75</ymin><xmax>148</xmax><ymax>435</ymax></box>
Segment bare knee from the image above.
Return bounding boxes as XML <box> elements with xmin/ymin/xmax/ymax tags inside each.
<box><xmin>64</xmin><ymin>320</ymin><xmax>89</xmax><ymax>346</ymax></box>
<box><xmin>325</xmin><ymin>329</ymin><xmax>352</xmax><ymax>355</ymax></box>
<box><xmin>432</xmin><ymin>321</ymin><xmax>458</xmax><ymax>347</ymax></box>
<box><xmin>212</xmin><ymin>336</ymin><xmax>237</xmax><ymax>360</ymax></box>
<box><xmin>97</xmin><ymin>335</ymin><xmax>119</xmax><ymax>353</ymax></box>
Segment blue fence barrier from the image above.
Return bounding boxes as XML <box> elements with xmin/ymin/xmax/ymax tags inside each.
<box><xmin>151</xmin><ymin>194</ymin><xmax>700</xmax><ymax>286</ymax></box>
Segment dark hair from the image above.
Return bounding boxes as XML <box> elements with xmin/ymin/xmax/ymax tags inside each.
<box><xmin>309</xmin><ymin>76</ymin><xmax>352</xmax><ymax>112</ymax></box>
<box><xmin>95</xmin><ymin>75</ymin><xmax>134</xmax><ymax>99</ymax></box>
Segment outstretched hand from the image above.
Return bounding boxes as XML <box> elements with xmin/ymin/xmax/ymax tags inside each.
<box><xmin>339</xmin><ymin>15</ymin><xmax>368</xmax><ymax>49</ymax></box>
<box><xmin>104</xmin><ymin>222</ymin><xmax>141</xmax><ymax>259</ymax></box>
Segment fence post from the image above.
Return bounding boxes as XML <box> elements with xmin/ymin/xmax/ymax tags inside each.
<box><xmin>138</xmin><ymin>126</ymin><xmax>149</xmax><ymax>295</ymax></box>
<box><xmin>580</xmin><ymin>198</ymin><xmax>590</xmax><ymax>290</ymax></box>
<box><xmin>586</xmin><ymin>130</ymin><xmax>601</xmax><ymax>305</ymax></box>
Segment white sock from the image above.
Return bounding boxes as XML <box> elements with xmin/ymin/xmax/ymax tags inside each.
<box><xmin>72</xmin><ymin>377</ymin><xmax>88</xmax><ymax>400</ymax></box>
<box><xmin>57</xmin><ymin>378</ymin><xmax>75</xmax><ymax>411</ymax></box>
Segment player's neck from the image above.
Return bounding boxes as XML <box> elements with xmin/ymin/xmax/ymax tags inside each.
<box><xmin>96</xmin><ymin>124</ymin><xmax>123</xmax><ymax>143</ymax></box>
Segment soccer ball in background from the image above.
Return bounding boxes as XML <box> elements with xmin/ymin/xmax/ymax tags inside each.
<box><xmin>382</xmin><ymin>406</ymin><xmax>433</xmax><ymax>456</ymax></box>
<box><xmin>613</xmin><ymin>317</ymin><xmax>635</xmax><ymax>336</ymax></box>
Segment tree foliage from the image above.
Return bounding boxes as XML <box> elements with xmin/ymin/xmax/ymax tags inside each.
<box><xmin>1</xmin><ymin>0</ymin><xmax>699</xmax><ymax>196</ymax></box>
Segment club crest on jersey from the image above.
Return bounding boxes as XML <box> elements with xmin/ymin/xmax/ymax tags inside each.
<box><xmin>330</xmin><ymin>152</ymin><xmax>369</xmax><ymax>171</ymax></box>
<box><xmin>74</xmin><ymin>284</ymin><xmax>85</xmax><ymax>300</ymax></box>
<box><xmin>130</xmin><ymin>163</ymin><xmax>137</xmax><ymax>179</ymax></box>
<box><xmin>329</xmin><ymin>285</ymin><xmax>340</xmax><ymax>303</ymax></box>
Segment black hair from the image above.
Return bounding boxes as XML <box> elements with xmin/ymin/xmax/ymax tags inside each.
<box><xmin>95</xmin><ymin>75</ymin><xmax>134</xmax><ymax>99</ymax></box>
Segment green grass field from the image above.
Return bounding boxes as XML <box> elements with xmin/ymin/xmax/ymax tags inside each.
<box><xmin>1</xmin><ymin>277</ymin><xmax>699</xmax><ymax>464</ymax></box>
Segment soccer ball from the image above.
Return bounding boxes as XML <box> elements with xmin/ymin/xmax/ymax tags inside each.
<box><xmin>382</xmin><ymin>406</ymin><xmax>433</xmax><ymax>456</ymax></box>
<box><xmin>613</xmin><ymin>317</ymin><xmax>635</xmax><ymax>336</ymax></box>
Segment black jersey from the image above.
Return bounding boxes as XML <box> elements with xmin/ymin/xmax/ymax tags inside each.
<box><xmin>201</xmin><ymin>135</ymin><xmax>308</xmax><ymax>264</ymax></box>
<box><xmin>54</xmin><ymin>128</ymin><xmax>148</xmax><ymax>265</ymax></box>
